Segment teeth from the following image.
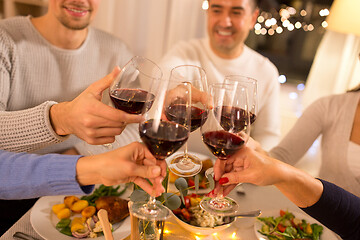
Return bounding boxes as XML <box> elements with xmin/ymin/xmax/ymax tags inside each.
<box><xmin>218</xmin><ymin>31</ymin><xmax>232</xmax><ymax>36</ymax></box>
<box><xmin>69</xmin><ymin>8</ymin><xmax>86</xmax><ymax>13</ymax></box>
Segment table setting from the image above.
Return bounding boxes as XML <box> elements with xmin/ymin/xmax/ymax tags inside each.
<box><xmin>0</xmin><ymin>60</ymin><xmax>341</xmax><ymax>240</ymax></box>
<box><xmin>1</xmin><ymin>178</ymin><xmax>340</xmax><ymax>240</ymax></box>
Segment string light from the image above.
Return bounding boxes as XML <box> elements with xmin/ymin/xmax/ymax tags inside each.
<box><xmin>257</xmin><ymin>15</ymin><xmax>265</xmax><ymax>23</ymax></box>
<box><xmin>253</xmin><ymin>3</ymin><xmax>328</xmax><ymax>35</ymax></box>
<box><xmin>300</xmin><ymin>9</ymin><xmax>307</xmax><ymax>16</ymax></box>
<box><xmin>231</xmin><ymin>232</ymin><xmax>238</xmax><ymax>239</ymax></box>
<box><xmin>322</xmin><ymin>21</ymin><xmax>328</xmax><ymax>28</ymax></box>
<box><xmin>307</xmin><ymin>24</ymin><xmax>314</xmax><ymax>31</ymax></box>
<box><xmin>287</xmin><ymin>23</ymin><xmax>295</xmax><ymax>31</ymax></box>
<box><xmin>319</xmin><ymin>8</ymin><xmax>330</xmax><ymax>17</ymax></box>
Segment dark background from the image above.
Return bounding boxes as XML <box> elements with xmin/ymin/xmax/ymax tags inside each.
<box><xmin>248</xmin><ymin>0</ymin><xmax>334</xmax><ymax>83</ymax></box>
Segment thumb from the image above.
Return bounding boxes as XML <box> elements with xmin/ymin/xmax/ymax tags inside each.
<box><xmin>89</xmin><ymin>66</ymin><xmax>121</xmax><ymax>94</ymax></box>
<box><xmin>132</xmin><ymin>165</ymin><xmax>162</xmax><ymax>179</ymax></box>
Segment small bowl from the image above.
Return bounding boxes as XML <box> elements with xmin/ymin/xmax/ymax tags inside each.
<box><xmin>170</xmin><ymin>210</ymin><xmax>235</xmax><ymax>235</ymax></box>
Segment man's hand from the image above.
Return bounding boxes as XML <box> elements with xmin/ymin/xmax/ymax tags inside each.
<box><xmin>50</xmin><ymin>67</ymin><xmax>143</xmax><ymax>145</ymax></box>
<box><xmin>76</xmin><ymin>142</ymin><xmax>167</xmax><ymax>196</ymax></box>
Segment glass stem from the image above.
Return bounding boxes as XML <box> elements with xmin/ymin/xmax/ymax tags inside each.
<box><xmin>147</xmin><ymin>196</ymin><xmax>157</xmax><ymax>210</ymax></box>
<box><xmin>218</xmin><ymin>186</ymin><xmax>224</xmax><ymax>198</ymax></box>
<box><xmin>183</xmin><ymin>143</ymin><xmax>189</xmax><ymax>157</ymax></box>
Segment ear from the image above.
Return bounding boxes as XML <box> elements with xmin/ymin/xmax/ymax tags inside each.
<box><xmin>250</xmin><ymin>8</ymin><xmax>260</xmax><ymax>28</ymax></box>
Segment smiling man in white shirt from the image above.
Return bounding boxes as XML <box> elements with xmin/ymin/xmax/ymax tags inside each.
<box><xmin>160</xmin><ymin>0</ymin><xmax>281</xmax><ymax>152</ymax></box>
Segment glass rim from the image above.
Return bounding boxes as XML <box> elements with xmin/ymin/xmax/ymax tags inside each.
<box><xmin>124</xmin><ymin>55</ymin><xmax>163</xmax><ymax>80</ymax></box>
<box><xmin>224</xmin><ymin>75</ymin><xmax>258</xmax><ymax>84</ymax></box>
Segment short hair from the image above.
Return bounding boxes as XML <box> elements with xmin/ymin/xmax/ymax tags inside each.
<box><xmin>207</xmin><ymin>0</ymin><xmax>261</xmax><ymax>10</ymax></box>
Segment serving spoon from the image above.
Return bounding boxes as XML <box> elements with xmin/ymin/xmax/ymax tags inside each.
<box><xmin>230</xmin><ymin>209</ymin><xmax>262</xmax><ymax>218</ymax></box>
<box><xmin>98</xmin><ymin>209</ymin><xmax>114</xmax><ymax>240</ymax></box>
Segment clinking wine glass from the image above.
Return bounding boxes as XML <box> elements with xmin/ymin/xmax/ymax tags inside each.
<box><xmin>165</xmin><ymin>65</ymin><xmax>208</xmax><ymax>177</ymax></box>
<box><xmin>109</xmin><ymin>56</ymin><xmax>161</xmax><ymax>115</ymax></box>
<box><xmin>224</xmin><ymin>75</ymin><xmax>258</xmax><ymax>124</ymax></box>
<box><xmin>104</xmin><ymin>56</ymin><xmax>162</xmax><ymax>149</ymax></box>
<box><xmin>130</xmin><ymin>81</ymin><xmax>192</xmax><ymax>221</ymax></box>
<box><xmin>200</xmin><ymin>83</ymin><xmax>250</xmax><ymax>216</ymax></box>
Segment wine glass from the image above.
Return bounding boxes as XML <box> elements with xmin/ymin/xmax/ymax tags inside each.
<box><xmin>109</xmin><ymin>56</ymin><xmax>161</xmax><ymax>115</ymax></box>
<box><xmin>199</xmin><ymin>82</ymin><xmax>250</xmax><ymax>216</ymax></box>
<box><xmin>130</xmin><ymin>81</ymin><xmax>192</xmax><ymax>221</ymax></box>
<box><xmin>224</xmin><ymin>75</ymin><xmax>258</xmax><ymax>124</ymax></box>
<box><xmin>104</xmin><ymin>56</ymin><xmax>162</xmax><ymax>149</ymax></box>
<box><xmin>165</xmin><ymin>65</ymin><xmax>208</xmax><ymax>177</ymax></box>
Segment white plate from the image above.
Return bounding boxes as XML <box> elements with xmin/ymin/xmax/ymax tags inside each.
<box><xmin>30</xmin><ymin>195</ymin><xmax>131</xmax><ymax>240</ymax></box>
<box><xmin>254</xmin><ymin>210</ymin><xmax>339</xmax><ymax>240</ymax></box>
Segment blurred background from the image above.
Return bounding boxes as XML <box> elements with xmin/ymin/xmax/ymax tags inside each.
<box><xmin>1</xmin><ymin>0</ymin><xmax>360</xmax><ymax>176</ymax></box>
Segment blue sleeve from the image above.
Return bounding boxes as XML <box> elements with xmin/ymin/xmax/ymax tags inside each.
<box><xmin>300</xmin><ymin>179</ymin><xmax>360</xmax><ymax>240</ymax></box>
<box><xmin>0</xmin><ymin>150</ymin><xmax>94</xmax><ymax>199</ymax></box>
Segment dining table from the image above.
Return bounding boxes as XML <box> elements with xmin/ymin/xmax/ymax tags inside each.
<box><xmin>0</xmin><ymin>182</ymin><xmax>341</xmax><ymax>240</ymax></box>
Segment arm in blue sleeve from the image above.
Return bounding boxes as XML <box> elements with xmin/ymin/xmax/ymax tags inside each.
<box><xmin>0</xmin><ymin>150</ymin><xmax>94</xmax><ymax>199</ymax></box>
<box><xmin>300</xmin><ymin>179</ymin><xmax>360</xmax><ymax>240</ymax></box>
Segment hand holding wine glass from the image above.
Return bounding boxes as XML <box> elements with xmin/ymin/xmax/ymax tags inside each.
<box><xmin>200</xmin><ymin>82</ymin><xmax>251</xmax><ymax>216</ymax></box>
<box><xmin>130</xmin><ymin>81</ymin><xmax>192</xmax><ymax>221</ymax></box>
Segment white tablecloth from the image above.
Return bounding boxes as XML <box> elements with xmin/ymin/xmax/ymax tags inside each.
<box><xmin>0</xmin><ymin>184</ymin><xmax>339</xmax><ymax>240</ymax></box>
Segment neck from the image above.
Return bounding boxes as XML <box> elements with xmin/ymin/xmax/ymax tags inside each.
<box><xmin>31</xmin><ymin>14</ymin><xmax>88</xmax><ymax>49</ymax></box>
<box><xmin>210</xmin><ymin>42</ymin><xmax>244</xmax><ymax>59</ymax></box>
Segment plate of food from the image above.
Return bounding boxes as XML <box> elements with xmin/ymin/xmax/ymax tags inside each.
<box><xmin>254</xmin><ymin>209</ymin><xmax>339</xmax><ymax>240</ymax></box>
<box><xmin>168</xmin><ymin>151</ymin><xmax>214</xmax><ymax>194</ymax></box>
<box><xmin>171</xmin><ymin>193</ymin><xmax>235</xmax><ymax>235</ymax></box>
<box><xmin>30</xmin><ymin>185</ymin><xmax>131</xmax><ymax>239</ymax></box>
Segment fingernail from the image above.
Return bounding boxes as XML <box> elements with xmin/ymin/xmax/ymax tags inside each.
<box><xmin>206</xmin><ymin>189</ymin><xmax>214</xmax><ymax>197</ymax></box>
<box><xmin>152</xmin><ymin>166</ymin><xmax>161</xmax><ymax>176</ymax></box>
<box><xmin>219</xmin><ymin>177</ymin><xmax>229</xmax><ymax>185</ymax></box>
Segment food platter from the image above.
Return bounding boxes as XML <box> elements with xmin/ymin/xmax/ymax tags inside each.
<box><xmin>254</xmin><ymin>210</ymin><xmax>339</xmax><ymax>240</ymax></box>
<box><xmin>30</xmin><ymin>195</ymin><xmax>130</xmax><ymax>240</ymax></box>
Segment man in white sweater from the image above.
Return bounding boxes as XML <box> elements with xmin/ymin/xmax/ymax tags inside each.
<box><xmin>160</xmin><ymin>0</ymin><xmax>281</xmax><ymax>152</ymax></box>
<box><xmin>0</xmin><ymin>0</ymin><xmax>142</xmax><ymax>233</ymax></box>
<box><xmin>0</xmin><ymin>0</ymin><xmax>142</xmax><ymax>154</ymax></box>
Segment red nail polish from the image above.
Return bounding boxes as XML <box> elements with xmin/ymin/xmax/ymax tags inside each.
<box><xmin>219</xmin><ymin>177</ymin><xmax>229</xmax><ymax>185</ymax></box>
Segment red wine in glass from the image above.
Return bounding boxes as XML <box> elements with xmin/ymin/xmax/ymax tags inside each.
<box><xmin>110</xmin><ymin>88</ymin><xmax>155</xmax><ymax>115</ymax></box>
<box><xmin>165</xmin><ymin>104</ymin><xmax>208</xmax><ymax>132</ymax></box>
<box><xmin>202</xmin><ymin>130</ymin><xmax>245</xmax><ymax>160</ymax></box>
<box><xmin>139</xmin><ymin>119</ymin><xmax>189</xmax><ymax>160</ymax></box>
<box><xmin>215</xmin><ymin>106</ymin><xmax>249</xmax><ymax>133</ymax></box>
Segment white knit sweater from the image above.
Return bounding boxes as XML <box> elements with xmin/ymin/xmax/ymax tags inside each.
<box><xmin>270</xmin><ymin>92</ymin><xmax>360</xmax><ymax>196</ymax></box>
<box><xmin>0</xmin><ymin>16</ymin><xmax>139</xmax><ymax>153</ymax></box>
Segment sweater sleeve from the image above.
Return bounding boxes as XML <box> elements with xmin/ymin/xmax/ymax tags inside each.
<box><xmin>269</xmin><ymin>97</ymin><xmax>326</xmax><ymax>165</ymax></box>
<box><xmin>301</xmin><ymin>179</ymin><xmax>360</xmax><ymax>240</ymax></box>
<box><xmin>0</xmin><ymin>27</ymin><xmax>68</xmax><ymax>153</ymax></box>
<box><xmin>0</xmin><ymin>150</ymin><xmax>94</xmax><ymax>199</ymax></box>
